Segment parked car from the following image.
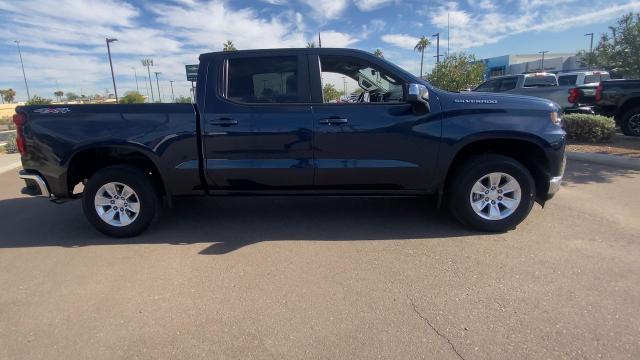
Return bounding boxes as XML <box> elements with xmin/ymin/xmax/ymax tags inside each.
<box><xmin>472</xmin><ymin>73</ymin><xmax>576</xmax><ymax>110</ymax></box>
<box><xmin>595</xmin><ymin>79</ymin><xmax>640</xmax><ymax>136</ymax></box>
<box><xmin>14</xmin><ymin>48</ymin><xmax>566</xmax><ymax>237</ymax></box>
<box><xmin>557</xmin><ymin>70</ymin><xmax>610</xmax><ymax>87</ymax></box>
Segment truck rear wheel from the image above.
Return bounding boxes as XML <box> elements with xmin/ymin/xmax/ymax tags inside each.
<box><xmin>620</xmin><ymin>107</ymin><xmax>640</xmax><ymax>137</ymax></box>
<box><xmin>82</xmin><ymin>165</ymin><xmax>158</xmax><ymax>237</ymax></box>
<box><xmin>448</xmin><ymin>154</ymin><xmax>536</xmax><ymax>232</ymax></box>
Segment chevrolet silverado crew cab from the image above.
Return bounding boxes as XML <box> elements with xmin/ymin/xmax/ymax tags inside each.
<box><xmin>14</xmin><ymin>48</ymin><xmax>566</xmax><ymax>237</ymax></box>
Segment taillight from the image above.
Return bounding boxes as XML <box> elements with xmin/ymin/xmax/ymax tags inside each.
<box><xmin>12</xmin><ymin>112</ymin><xmax>27</xmax><ymax>155</ymax></box>
<box><xmin>595</xmin><ymin>84</ymin><xmax>603</xmax><ymax>102</ymax></box>
<box><xmin>568</xmin><ymin>88</ymin><xmax>580</xmax><ymax>103</ymax></box>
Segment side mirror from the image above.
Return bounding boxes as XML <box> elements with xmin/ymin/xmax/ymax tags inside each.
<box><xmin>406</xmin><ymin>83</ymin><xmax>430</xmax><ymax>114</ymax></box>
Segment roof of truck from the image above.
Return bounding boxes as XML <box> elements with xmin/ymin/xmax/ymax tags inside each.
<box><xmin>199</xmin><ymin>48</ymin><xmax>374</xmax><ymax>60</ymax></box>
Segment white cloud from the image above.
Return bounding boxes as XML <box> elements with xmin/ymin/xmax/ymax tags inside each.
<box><xmin>355</xmin><ymin>0</ymin><xmax>393</xmax><ymax>12</ymax></box>
<box><xmin>261</xmin><ymin>0</ymin><xmax>287</xmax><ymax>4</ymax></box>
<box><xmin>319</xmin><ymin>31</ymin><xmax>359</xmax><ymax>47</ymax></box>
<box><xmin>381</xmin><ymin>34</ymin><xmax>420</xmax><ymax>50</ymax></box>
<box><xmin>300</xmin><ymin>0</ymin><xmax>349</xmax><ymax>21</ymax></box>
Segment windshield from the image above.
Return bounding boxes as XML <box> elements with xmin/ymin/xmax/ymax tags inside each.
<box><xmin>523</xmin><ymin>75</ymin><xmax>557</xmax><ymax>87</ymax></box>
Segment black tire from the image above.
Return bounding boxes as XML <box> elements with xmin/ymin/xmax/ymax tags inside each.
<box><xmin>82</xmin><ymin>165</ymin><xmax>158</xmax><ymax>237</ymax></box>
<box><xmin>620</xmin><ymin>107</ymin><xmax>640</xmax><ymax>137</ymax></box>
<box><xmin>448</xmin><ymin>154</ymin><xmax>536</xmax><ymax>232</ymax></box>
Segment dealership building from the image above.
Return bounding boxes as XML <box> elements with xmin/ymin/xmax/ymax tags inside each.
<box><xmin>478</xmin><ymin>53</ymin><xmax>581</xmax><ymax>79</ymax></box>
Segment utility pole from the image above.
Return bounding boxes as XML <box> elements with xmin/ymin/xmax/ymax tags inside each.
<box><xmin>432</xmin><ymin>33</ymin><xmax>440</xmax><ymax>63</ymax></box>
<box><xmin>169</xmin><ymin>80</ymin><xmax>175</xmax><ymax>102</ymax></box>
<box><xmin>154</xmin><ymin>72</ymin><xmax>162</xmax><ymax>103</ymax></box>
<box><xmin>342</xmin><ymin>76</ymin><xmax>346</xmax><ymax>97</ymax></box>
<box><xmin>14</xmin><ymin>40</ymin><xmax>31</xmax><ymax>101</ymax></box>
<box><xmin>131</xmin><ymin>67</ymin><xmax>139</xmax><ymax>92</ymax></box>
<box><xmin>105</xmin><ymin>38</ymin><xmax>118</xmax><ymax>102</ymax></box>
<box><xmin>318</xmin><ymin>32</ymin><xmax>322</xmax><ymax>48</ymax></box>
<box><xmin>141</xmin><ymin>59</ymin><xmax>154</xmax><ymax>102</ymax></box>
<box><xmin>538</xmin><ymin>50</ymin><xmax>549</xmax><ymax>70</ymax></box>
<box><xmin>585</xmin><ymin>32</ymin><xmax>594</xmax><ymax>69</ymax></box>
<box><xmin>447</xmin><ymin>13</ymin><xmax>450</xmax><ymax>58</ymax></box>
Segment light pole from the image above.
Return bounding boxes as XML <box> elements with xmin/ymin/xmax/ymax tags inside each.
<box><xmin>14</xmin><ymin>40</ymin><xmax>30</xmax><ymax>101</ymax></box>
<box><xmin>141</xmin><ymin>59</ymin><xmax>154</xmax><ymax>102</ymax></box>
<box><xmin>432</xmin><ymin>33</ymin><xmax>440</xmax><ymax>63</ymax></box>
<box><xmin>105</xmin><ymin>38</ymin><xmax>118</xmax><ymax>102</ymax></box>
<box><xmin>154</xmin><ymin>72</ymin><xmax>162</xmax><ymax>103</ymax></box>
<box><xmin>585</xmin><ymin>33</ymin><xmax>594</xmax><ymax>69</ymax></box>
<box><xmin>169</xmin><ymin>80</ymin><xmax>175</xmax><ymax>102</ymax></box>
<box><xmin>538</xmin><ymin>50</ymin><xmax>549</xmax><ymax>70</ymax></box>
<box><xmin>131</xmin><ymin>67</ymin><xmax>139</xmax><ymax>93</ymax></box>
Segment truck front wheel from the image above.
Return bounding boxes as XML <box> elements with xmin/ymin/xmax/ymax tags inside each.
<box><xmin>620</xmin><ymin>107</ymin><xmax>640</xmax><ymax>137</ymax></box>
<box><xmin>82</xmin><ymin>165</ymin><xmax>158</xmax><ymax>237</ymax></box>
<box><xmin>448</xmin><ymin>155</ymin><xmax>536</xmax><ymax>232</ymax></box>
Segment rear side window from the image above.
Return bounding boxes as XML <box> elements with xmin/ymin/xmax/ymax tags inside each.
<box><xmin>523</xmin><ymin>75</ymin><xmax>557</xmax><ymax>87</ymax></box>
<box><xmin>497</xmin><ymin>77</ymin><xmax>517</xmax><ymax>91</ymax></box>
<box><xmin>558</xmin><ymin>75</ymin><xmax>578</xmax><ymax>86</ymax></box>
<box><xmin>584</xmin><ymin>74</ymin><xmax>610</xmax><ymax>84</ymax></box>
<box><xmin>475</xmin><ymin>80</ymin><xmax>498</xmax><ymax>92</ymax></box>
<box><xmin>226</xmin><ymin>56</ymin><xmax>299</xmax><ymax>103</ymax></box>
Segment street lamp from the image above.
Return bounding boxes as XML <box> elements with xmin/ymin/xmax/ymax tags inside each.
<box><xmin>538</xmin><ymin>50</ymin><xmax>549</xmax><ymax>70</ymax></box>
<box><xmin>141</xmin><ymin>59</ymin><xmax>155</xmax><ymax>102</ymax></box>
<box><xmin>154</xmin><ymin>72</ymin><xmax>162</xmax><ymax>103</ymax></box>
<box><xmin>131</xmin><ymin>67</ymin><xmax>139</xmax><ymax>93</ymax></box>
<box><xmin>14</xmin><ymin>40</ymin><xmax>31</xmax><ymax>101</ymax></box>
<box><xmin>585</xmin><ymin>33</ymin><xmax>594</xmax><ymax>69</ymax></box>
<box><xmin>169</xmin><ymin>80</ymin><xmax>175</xmax><ymax>102</ymax></box>
<box><xmin>432</xmin><ymin>33</ymin><xmax>440</xmax><ymax>63</ymax></box>
<box><xmin>105</xmin><ymin>38</ymin><xmax>118</xmax><ymax>102</ymax></box>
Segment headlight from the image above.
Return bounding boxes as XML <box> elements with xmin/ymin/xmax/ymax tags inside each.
<box><xmin>550</xmin><ymin>111</ymin><xmax>561</xmax><ymax>125</ymax></box>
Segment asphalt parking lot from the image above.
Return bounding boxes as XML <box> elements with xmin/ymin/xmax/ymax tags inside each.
<box><xmin>0</xmin><ymin>160</ymin><xmax>639</xmax><ymax>359</ymax></box>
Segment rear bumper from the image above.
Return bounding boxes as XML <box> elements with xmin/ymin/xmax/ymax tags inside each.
<box><xmin>19</xmin><ymin>170</ymin><xmax>50</xmax><ymax>197</ymax></box>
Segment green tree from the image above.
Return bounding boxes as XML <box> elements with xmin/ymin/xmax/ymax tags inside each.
<box><xmin>373</xmin><ymin>49</ymin><xmax>384</xmax><ymax>58</ymax></box>
<box><xmin>65</xmin><ymin>92</ymin><xmax>79</xmax><ymax>101</ymax></box>
<box><xmin>54</xmin><ymin>90</ymin><xmax>64</xmax><ymax>102</ymax></box>
<box><xmin>223</xmin><ymin>40</ymin><xmax>237</xmax><ymax>51</ymax></box>
<box><xmin>175</xmin><ymin>95</ymin><xmax>192</xmax><ymax>103</ymax></box>
<box><xmin>119</xmin><ymin>91</ymin><xmax>146</xmax><ymax>104</ymax></box>
<box><xmin>0</xmin><ymin>89</ymin><xmax>16</xmax><ymax>103</ymax></box>
<box><xmin>25</xmin><ymin>96</ymin><xmax>52</xmax><ymax>105</ymax></box>
<box><xmin>322</xmin><ymin>83</ymin><xmax>343</xmax><ymax>102</ymax></box>
<box><xmin>306</xmin><ymin>42</ymin><xmax>316</xmax><ymax>48</ymax></box>
<box><xmin>577</xmin><ymin>12</ymin><xmax>640</xmax><ymax>78</ymax></box>
<box><xmin>414</xmin><ymin>36</ymin><xmax>431</xmax><ymax>78</ymax></box>
<box><xmin>426</xmin><ymin>52</ymin><xmax>486</xmax><ymax>92</ymax></box>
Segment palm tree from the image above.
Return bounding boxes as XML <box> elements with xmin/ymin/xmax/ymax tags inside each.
<box><xmin>306</xmin><ymin>42</ymin><xmax>316</xmax><ymax>48</ymax></box>
<box><xmin>373</xmin><ymin>49</ymin><xmax>384</xmax><ymax>58</ymax></box>
<box><xmin>414</xmin><ymin>36</ymin><xmax>431</xmax><ymax>78</ymax></box>
<box><xmin>54</xmin><ymin>90</ymin><xmax>64</xmax><ymax>102</ymax></box>
<box><xmin>223</xmin><ymin>40</ymin><xmax>237</xmax><ymax>51</ymax></box>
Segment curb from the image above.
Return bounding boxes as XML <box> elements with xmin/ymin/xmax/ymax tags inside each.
<box><xmin>567</xmin><ymin>151</ymin><xmax>640</xmax><ymax>170</ymax></box>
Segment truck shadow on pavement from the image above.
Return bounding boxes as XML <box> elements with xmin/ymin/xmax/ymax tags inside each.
<box><xmin>0</xmin><ymin>196</ymin><xmax>479</xmax><ymax>254</ymax></box>
<box><xmin>562</xmin><ymin>160</ymin><xmax>640</xmax><ymax>186</ymax></box>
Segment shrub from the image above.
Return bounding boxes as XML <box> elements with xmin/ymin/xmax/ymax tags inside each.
<box><xmin>562</xmin><ymin>114</ymin><xmax>615</xmax><ymax>143</ymax></box>
<box><xmin>3</xmin><ymin>134</ymin><xmax>18</xmax><ymax>154</ymax></box>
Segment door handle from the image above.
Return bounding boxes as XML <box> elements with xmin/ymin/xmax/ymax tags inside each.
<box><xmin>210</xmin><ymin>118</ymin><xmax>238</xmax><ymax>126</ymax></box>
<box><xmin>319</xmin><ymin>117</ymin><xmax>349</xmax><ymax>125</ymax></box>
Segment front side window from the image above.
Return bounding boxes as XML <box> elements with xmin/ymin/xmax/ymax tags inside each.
<box><xmin>523</xmin><ymin>75</ymin><xmax>557</xmax><ymax>87</ymax></box>
<box><xmin>226</xmin><ymin>56</ymin><xmax>299</xmax><ymax>103</ymax></box>
<box><xmin>319</xmin><ymin>55</ymin><xmax>404</xmax><ymax>104</ymax></box>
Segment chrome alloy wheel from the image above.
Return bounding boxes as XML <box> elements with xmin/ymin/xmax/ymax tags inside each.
<box><xmin>469</xmin><ymin>172</ymin><xmax>521</xmax><ymax>221</ymax></box>
<box><xmin>628</xmin><ymin>114</ymin><xmax>640</xmax><ymax>136</ymax></box>
<box><xmin>94</xmin><ymin>182</ymin><xmax>140</xmax><ymax>227</ymax></box>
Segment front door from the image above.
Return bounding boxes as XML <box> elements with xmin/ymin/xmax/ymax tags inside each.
<box><xmin>202</xmin><ymin>54</ymin><xmax>314</xmax><ymax>190</ymax></box>
<box><xmin>310</xmin><ymin>53</ymin><xmax>441</xmax><ymax>191</ymax></box>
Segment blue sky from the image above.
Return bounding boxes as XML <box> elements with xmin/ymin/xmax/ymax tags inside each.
<box><xmin>0</xmin><ymin>0</ymin><xmax>639</xmax><ymax>102</ymax></box>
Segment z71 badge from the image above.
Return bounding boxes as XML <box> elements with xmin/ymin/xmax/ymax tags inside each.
<box><xmin>454</xmin><ymin>99</ymin><xmax>498</xmax><ymax>104</ymax></box>
<box><xmin>34</xmin><ymin>107</ymin><xmax>71</xmax><ymax>114</ymax></box>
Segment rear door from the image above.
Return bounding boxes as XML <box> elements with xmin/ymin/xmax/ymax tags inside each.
<box><xmin>201</xmin><ymin>52</ymin><xmax>314</xmax><ymax>190</ymax></box>
<box><xmin>308</xmin><ymin>52</ymin><xmax>442</xmax><ymax>191</ymax></box>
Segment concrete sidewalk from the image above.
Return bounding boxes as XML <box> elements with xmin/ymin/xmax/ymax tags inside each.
<box><xmin>0</xmin><ymin>153</ymin><xmax>21</xmax><ymax>174</ymax></box>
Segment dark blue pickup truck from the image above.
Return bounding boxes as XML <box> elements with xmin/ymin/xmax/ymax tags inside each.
<box><xmin>14</xmin><ymin>48</ymin><xmax>566</xmax><ymax>237</ymax></box>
